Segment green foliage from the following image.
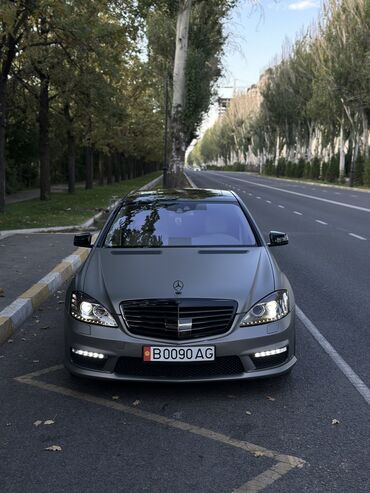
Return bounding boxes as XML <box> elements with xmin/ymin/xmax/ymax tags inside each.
<box><xmin>2</xmin><ymin>0</ymin><xmax>166</xmax><ymax>200</ymax></box>
<box><xmin>193</xmin><ymin>0</ymin><xmax>370</xmax><ymax>189</ymax></box>
<box><xmin>0</xmin><ymin>171</ymin><xmax>161</xmax><ymax>230</ymax></box>
<box><xmin>325</xmin><ymin>155</ymin><xmax>339</xmax><ymax>182</ymax></box>
<box><xmin>353</xmin><ymin>156</ymin><xmax>364</xmax><ymax>186</ymax></box>
<box><xmin>363</xmin><ymin>157</ymin><xmax>370</xmax><ymax>186</ymax></box>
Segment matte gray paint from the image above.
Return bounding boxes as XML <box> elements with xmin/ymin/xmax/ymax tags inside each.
<box><xmin>65</xmin><ymin>189</ymin><xmax>296</xmax><ymax>381</ymax></box>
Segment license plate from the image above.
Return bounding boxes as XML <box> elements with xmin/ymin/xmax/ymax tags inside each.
<box><xmin>143</xmin><ymin>346</ymin><xmax>215</xmax><ymax>362</ymax></box>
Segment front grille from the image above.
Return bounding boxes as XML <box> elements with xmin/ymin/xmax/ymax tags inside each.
<box><xmin>115</xmin><ymin>356</ymin><xmax>244</xmax><ymax>379</ymax></box>
<box><xmin>121</xmin><ymin>299</ymin><xmax>238</xmax><ymax>340</ymax></box>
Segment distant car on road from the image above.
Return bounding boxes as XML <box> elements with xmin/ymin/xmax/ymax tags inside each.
<box><xmin>65</xmin><ymin>189</ymin><xmax>296</xmax><ymax>381</ymax></box>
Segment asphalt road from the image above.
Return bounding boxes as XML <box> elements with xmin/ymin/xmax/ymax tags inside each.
<box><xmin>0</xmin><ymin>233</ymin><xmax>76</xmax><ymax>311</ymax></box>
<box><xmin>189</xmin><ymin>171</ymin><xmax>370</xmax><ymax>387</ymax></box>
<box><xmin>1</xmin><ymin>173</ymin><xmax>370</xmax><ymax>493</ymax></box>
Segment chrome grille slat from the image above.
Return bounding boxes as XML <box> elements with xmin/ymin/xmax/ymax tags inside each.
<box><xmin>121</xmin><ymin>299</ymin><xmax>237</xmax><ymax>340</ymax></box>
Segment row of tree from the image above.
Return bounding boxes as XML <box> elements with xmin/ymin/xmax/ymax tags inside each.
<box><xmin>0</xmin><ymin>0</ymin><xmax>237</xmax><ymax>212</ymax></box>
<box><xmin>189</xmin><ymin>0</ymin><xmax>370</xmax><ymax>187</ymax></box>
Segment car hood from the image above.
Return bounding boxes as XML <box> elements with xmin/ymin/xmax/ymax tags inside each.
<box><xmin>81</xmin><ymin>247</ymin><xmax>275</xmax><ymax>315</ymax></box>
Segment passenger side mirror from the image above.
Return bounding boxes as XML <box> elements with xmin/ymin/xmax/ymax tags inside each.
<box><xmin>268</xmin><ymin>231</ymin><xmax>288</xmax><ymax>247</ymax></box>
<box><xmin>74</xmin><ymin>233</ymin><xmax>92</xmax><ymax>248</ymax></box>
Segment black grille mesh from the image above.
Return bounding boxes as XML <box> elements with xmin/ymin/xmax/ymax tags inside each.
<box><xmin>121</xmin><ymin>299</ymin><xmax>237</xmax><ymax>340</ymax></box>
<box><xmin>115</xmin><ymin>356</ymin><xmax>244</xmax><ymax>379</ymax></box>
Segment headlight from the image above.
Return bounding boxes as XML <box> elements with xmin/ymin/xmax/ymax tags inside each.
<box><xmin>70</xmin><ymin>291</ymin><xmax>118</xmax><ymax>327</ymax></box>
<box><xmin>240</xmin><ymin>290</ymin><xmax>289</xmax><ymax>326</ymax></box>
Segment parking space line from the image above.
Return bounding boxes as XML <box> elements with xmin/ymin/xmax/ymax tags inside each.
<box><xmin>293</xmin><ymin>211</ymin><xmax>302</xmax><ymax>216</ymax></box>
<box><xmin>348</xmin><ymin>233</ymin><xmax>366</xmax><ymax>240</ymax></box>
<box><xmin>233</xmin><ymin>461</ymin><xmax>294</xmax><ymax>493</ymax></box>
<box><xmin>15</xmin><ymin>365</ymin><xmax>305</xmax><ymax>492</ymax></box>
<box><xmin>315</xmin><ymin>220</ymin><xmax>328</xmax><ymax>225</ymax></box>
<box><xmin>266</xmin><ymin>200</ymin><xmax>271</xmax><ymax>204</ymax></box>
<box><xmin>296</xmin><ymin>306</ymin><xmax>370</xmax><ymax>407</ymax></box>
<box><xmin>278</xmin><ymin>205</ymin><xmax>285</xmax><ymax>209</ymax></box>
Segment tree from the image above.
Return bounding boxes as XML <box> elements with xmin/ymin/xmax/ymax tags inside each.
<box><xmin>0</xmin><ymin>0</ymin><xmax>36</xmax><ymax>211</ymax></box>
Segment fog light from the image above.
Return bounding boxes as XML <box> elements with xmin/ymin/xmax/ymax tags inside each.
<box><xmin>71</xmin><ymin>348</ymin><xmax>105</xmax><ymax>359</ymax></box>
<box><xmin>254</xmin><ymin>346</ymin><xmax>287</xmax><ymax>358</ymax></box>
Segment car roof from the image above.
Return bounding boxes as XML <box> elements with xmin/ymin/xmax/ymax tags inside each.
<box><xmin>125</xmin><ymin>188</ymin><xmax>237</xmax><ymax>203</ymax></box>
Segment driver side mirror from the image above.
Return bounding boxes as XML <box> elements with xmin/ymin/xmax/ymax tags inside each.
<box><xmin>74</xmin><ymin>233</ymin><xmax>92</xmax><ymax>248</ymax></box>
<box><xmin>268</xmin><ymin>231</ymin><xmax>288</xmax><ymax>247</ymax></box>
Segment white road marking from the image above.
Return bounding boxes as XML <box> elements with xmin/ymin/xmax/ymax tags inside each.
<box><xmin>16</xmin><ymin>365</ymin><xmax>305</xmax><ymax>492</ymax></box>
<box><xmin>256</xmin><ymin>196</ymin><xmax>261</xmax><ymax>199</ymax></box>
<box><xmin>296</xmin><ymin>306</ymin><xmax>370</xmax><ymax>407</ymax></box>
<box><xmin>278</xmin><ymin>205</ymin><xmax>285</xmax><ymax>209</ymax></box>
<box><xmin>266</xmin><ymin>200</ymin><xmax>272</xmax><ymax>204</ymax></box>
<box><xmin>211</xmin><ymin>173</ymin><xmax>370</xmax><ymax>213</ymax></box>
<box><xmin>348</xmin><ymin>233</ymin><xmax>366</xmax><ymax>240</ymax></box>
<box><xmin>293</xmin><ymin>211</ymin><xmax>303</xmax><ymax>216</ymax></box>
<box><xmin>248</xmin><ymin>193</ymin><xmax>253</xmax><ymax>196</ymax></box>
<box><xmin>315</xmin><ymin>220</ymin><xmax>327</xmax><ymax>225</ymax></box>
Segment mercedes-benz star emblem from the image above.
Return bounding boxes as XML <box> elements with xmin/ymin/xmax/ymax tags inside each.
<box><xmin>173</xmin><ymin>280</ymin><xmax>184</xmax><ymax>295</ymax></box>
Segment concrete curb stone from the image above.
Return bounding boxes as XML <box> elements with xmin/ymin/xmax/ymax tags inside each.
<box><xmin>0</xmin><ymin>174</ymin><xmax>162</xmax><ymax>345</ymax></box>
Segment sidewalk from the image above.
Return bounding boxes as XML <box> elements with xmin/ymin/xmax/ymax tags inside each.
<box><xmin>5</xmin><ymin>183</ymin><xmax>88</xmax><ymax>205</ymax></box>
<box><xmin>0</xmin><ymin>233</ymin><xmax>77</xmax><ymax>312</ymax></box>
<box><xmin>0</xmin><ymin>173</ymin><xmax>162</xmax><ymax>344</ymax></box>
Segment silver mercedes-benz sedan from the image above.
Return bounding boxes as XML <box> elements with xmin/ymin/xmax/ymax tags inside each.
<box><xmin>64</xmin><ymin>189</ymin><xmax>296</xmax><ymax>381</ymax></box>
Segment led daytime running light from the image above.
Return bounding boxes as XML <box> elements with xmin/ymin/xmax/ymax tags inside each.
<box><xmin>72</xmin><ymin>348</ymin><xmax>105</xmax><ymax>359</ymax></box>
<box><xmin>254</xmin><ymin>347</ymin><xmax>287</xmax><ymax>358</ymax></box>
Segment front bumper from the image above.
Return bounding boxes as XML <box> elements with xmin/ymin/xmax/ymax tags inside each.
<box><xmin>64</xmin><ymin>309</ymin><xmax>296</xmax><ymax>382</ymax></box>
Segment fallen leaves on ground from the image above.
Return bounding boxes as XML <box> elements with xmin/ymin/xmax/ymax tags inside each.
<box><xmin>245</xmin><ymin>411</ymin><xmax>252</xmax><ymax>415</ymax></box>
<box><xmin>44</xmin><ymin>420</ymin><xmax>55</xmax><ymax>425</ymax></box>
<box><xmin>33</xmin><ymin>420</ymin><xmax>43</xmax><ymax>427</ymax></box>
<box><xmin>111</xmin><ymin>395</ymin><xmax>120</xmax><ymax>400</ymax></box>
<box><xmin>266</xmin><ymin>396</ymin><xmax>275</xmax><ymax>401</ymax></box>
<box><xmin>45</xmin><ymin>445</ymin><xmax>62</xmax><ymax>452</ymax></box>
<box><xmin>132</xmin><ymin>400</ymin><xmax>141</xmax><ymax>406</ymax></box>
<box><xmin>254</xmin><ymin>451</ymin><xmax>264</xmax><ymax>457</ymax></box>
<box><xmin>332</xmin><ymin>419</ymin><xmax>340</xmax><ymax>425</ymax></box>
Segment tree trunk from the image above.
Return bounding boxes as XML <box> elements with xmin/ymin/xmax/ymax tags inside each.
<box><xmin>98</xmin><ymin>153</ymin><xmax>104</xmax><ymax>185</ymax></box>
<box><xmin>85</xmin><ymin>146</ymin><xmax>93</xmax><ymax>189</ymax></box>
<box><xmin>362</xmin><ymin>109</ymin><xmax>368</xmax><ymax>159</ymax></box>
<box><xmin>0</xmin><ymin>81</ymin><xmax>6</xmax><ymax>213</ymax></box>
<box><xmin>168</xmin><ymin>0</ymin><xmax>192</xmax><ymax>187</ymax></box>
<box><xmin>114</xmin><ymin>153</ymin><xmax>120</xmax><ymax>182</ymax></box>
<box><xmin>64</xmin><ymin>104</ymin><xmax>75</xmax><ymax>193</ymax></box>
<box><xmin>107</xmin><ymin>155</ymin><xmax>113</xmax><ymax>184</ymax></box>
<box><xmin>338</xmin><ymin>119</ymin><xmax>345</xmax><ymax>179</ymax></box>
<box><xmin>39</xmin><ymin>74</ymin><xmax>50</xmax><ymax>201</ymax></box>
<box><xmin>275</xmin><ymin>128</ymin><xmax>280</xmax><ymax>166</ymax></box>
<box><xmin>67</xmin><ymin>130</ymin><xmax>75</xmax><ymax>193</ymax></box>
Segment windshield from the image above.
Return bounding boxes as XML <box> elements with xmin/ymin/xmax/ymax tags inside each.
<box><xmin>104</xmin><ymin>200</ymin><xmax>257</xmax><ymax>248</ymax></box>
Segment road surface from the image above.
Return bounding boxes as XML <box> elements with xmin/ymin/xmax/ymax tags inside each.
<box><xmin>1</xmin><ymin>171</ymin><xmax>369</xmax><ymax>493</ymax></box>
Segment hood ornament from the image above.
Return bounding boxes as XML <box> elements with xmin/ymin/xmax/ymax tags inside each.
<box><xmin>173</xmin><ymin>280</ymin><xmax>184</xmax><ymax>295</ymax></box>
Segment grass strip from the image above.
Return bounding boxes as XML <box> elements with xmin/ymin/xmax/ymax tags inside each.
<box><xmin>0</xmin><ymin>172</ymin><xmax>161</xmax><ymax>231</ymax></box>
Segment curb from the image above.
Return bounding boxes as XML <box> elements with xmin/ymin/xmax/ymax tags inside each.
<box><xmin>0</xmin><ymin>174</ymin><xmax>162</xmax><ymax>345</ymax></box>
<box><xmin>0</xmin><ymin>175</ymin><xmax>162</xmax><ymax>240</ymax></box>
<box><xmin>0</xmin><ymin>247</ymin><xmax>90</xmax><ymax>344</ymax></box>
<box><xmin>184</xmin><ymin>172</ymin><xmax>197</xmax><ymax>189</ymax></box>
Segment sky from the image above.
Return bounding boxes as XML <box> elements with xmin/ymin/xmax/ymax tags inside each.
<box><xmin>221</xmin><ymin>0</ymin><xmax>321</xmax><ymax>93</ymax></box>
<box><xmin>192</xmin><ymin>0</ymin><xmax>322</xmax><ymax>147</ymax></box>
